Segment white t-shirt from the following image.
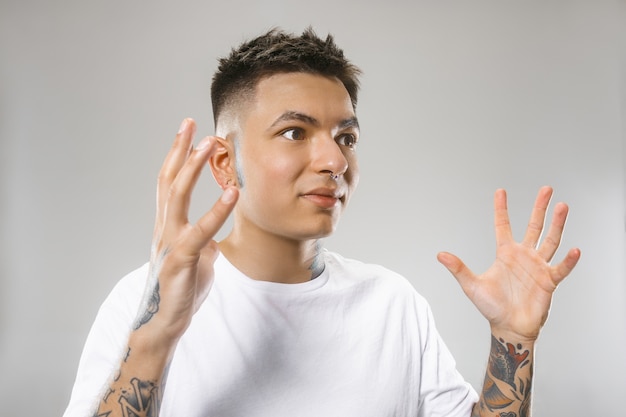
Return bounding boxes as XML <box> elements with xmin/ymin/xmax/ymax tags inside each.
<box><xmin>64</xmin><ymin>251</ymin><xmax>478</xmax><ymax>417</ymax></box>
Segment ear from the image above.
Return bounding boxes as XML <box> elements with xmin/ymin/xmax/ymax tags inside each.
<box><xmin>208</xmin><ymin>136</ymin><xmax>237</xmax><ymax>190</ymax></box>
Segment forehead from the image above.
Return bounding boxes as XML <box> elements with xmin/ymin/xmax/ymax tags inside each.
<box><xmin>246</xmin><ymin>72</ymin><xmax>356</xmax><ymax>127</ymax></box>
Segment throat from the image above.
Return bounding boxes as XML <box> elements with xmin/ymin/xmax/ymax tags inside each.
<box><xmin>218</xmin><ymin>235</ymin><xmax>325</xmax><ymax>284</ymax></box>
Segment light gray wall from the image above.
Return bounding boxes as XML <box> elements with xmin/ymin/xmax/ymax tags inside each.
<box><xmin>1</xmin><ymin>1</ymin><xmax>624</xmax><ymax>416</ymax></box>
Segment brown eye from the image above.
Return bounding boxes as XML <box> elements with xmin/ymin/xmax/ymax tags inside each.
<box><xmin>337</xmin><ymin>133</ymin><xmax>357</xmax><ymax>148</ymax></box>
<box><xmin>282</xmin><ymin>128</ymin><xmax>305</xmax><ymax>141</ymax></box>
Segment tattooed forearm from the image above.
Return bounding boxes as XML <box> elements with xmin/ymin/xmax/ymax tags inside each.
<box><xmin>93</xmin><ymin>376</ymin><xmax>163</xmax><ymax>417</ymax></box>
<box><xmin>489</xmin><ymin>336</ymin><xmax>530</xmax><ymax>389</ymax></box>
<box><xmin>134</xmin><ymin>282</ymin><xmax>161</xmax><ymax>330</ymax></box>
<box><xmin>103</xmin><ymin>388</ymin><xmax>115</xmax><ymax>404</ymax></box>
<box><xmin>482</xmin><ymin>373</ymin><xmax>514</xmax><ymax>410</ymax></box>
<box><xmin>134</xmin><ymin>247</ymin><xmax>171</xmax><ymax>330</ymax></box>
<box><xmin>92</xmin><ymin>345</ymin><xmax>172</xmax><ymax>417</ymax></box>
<box><xmin>118</xmin><ymin>377</ymin><xmax>161</xmax><ymax>417</ymax></box>
<box><xmin>473</xmin><ymin>335</ymin><xmax>534</xmax><ymax>417</ymax></box>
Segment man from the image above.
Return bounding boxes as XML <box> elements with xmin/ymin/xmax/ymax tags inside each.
<box><xmin>64</xmin><ymin>28</ymin><xmax>580</xmax><ymax>417</ymax></box>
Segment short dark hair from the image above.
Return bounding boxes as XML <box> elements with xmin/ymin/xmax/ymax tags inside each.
<box><xmin>211</xmin><ymin>27</ymin><xmax>361</xmax><ymax>125</ymax></box>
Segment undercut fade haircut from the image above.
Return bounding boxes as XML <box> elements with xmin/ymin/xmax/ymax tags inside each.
<box><xmin>211</xmin><ymin>27</ymin><xmax>362</xmax><ymax>125</ymax></box>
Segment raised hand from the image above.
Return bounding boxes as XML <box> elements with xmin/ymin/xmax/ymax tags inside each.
<box><xmin>92</xmin><ymin>119</ymin><xmax>238</xmax><ymax>417</ymax></box>
<box><xmin>437</xmin><ymin>186</ymin><xmax>580</xmax><ymax>341</ymax></box>
<box><xmin>136</xmin><ymin>118</ymin><xmax>239</xmax><ymax>343</ymax></box>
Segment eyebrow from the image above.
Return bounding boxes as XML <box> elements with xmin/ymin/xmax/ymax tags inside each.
<box><xmin>268</xmin><ymin>111</ymin><xmax>359</xmax><ymax>132</ymax></box>
<box><xmin>338</xmin><ymin>117</ymin><xmax>360</xmax><ymax>131</ymax></box>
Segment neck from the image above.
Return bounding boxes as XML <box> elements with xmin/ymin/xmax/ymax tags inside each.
<box><xmin>219</xmin><ymin>228</ymin><xmax>324</xmax><ymax>284</ymax></box>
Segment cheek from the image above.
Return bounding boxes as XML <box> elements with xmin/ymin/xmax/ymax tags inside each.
<box><xmin>346</xmin><ymin>154</ymin><xmax>360</xmax><ymax>188</ymax></box>
<box><xmin>242</xmin><ymin>151</ymin><xmax>300</xmax><ymax>193</ymax></box>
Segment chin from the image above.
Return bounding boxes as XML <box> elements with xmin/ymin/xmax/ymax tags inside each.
<box><xmin>307</xmin><ymin>224</ymin><xmax>339</xmax><ymax>240</ymax></box>
<box><xmin>290</xmin><ymin>222</ymin><xmax>337</xmax><ymax>241</ymax></box>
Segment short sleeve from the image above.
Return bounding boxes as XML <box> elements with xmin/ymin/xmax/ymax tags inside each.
<box><xmin>416</xmin><ymin>302</ymin><xmax>478</xmax><ymax>417</ymax></box>
<box><xmin>62</xmin><ymin>263</ymin><xmax>149</xmax><ymax>417</ymax></box>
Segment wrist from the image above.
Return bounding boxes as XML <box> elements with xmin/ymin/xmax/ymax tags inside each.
<box><xmin>489</xmin><ymin>325</ymin><xmax>539</xmax><ymax>347</ymax></box>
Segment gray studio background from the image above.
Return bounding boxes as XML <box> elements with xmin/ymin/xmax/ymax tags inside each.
<box><xmin>1</xmin><ymin>1</ymin><xmax>624</xmax><ymax>416</ymax></box>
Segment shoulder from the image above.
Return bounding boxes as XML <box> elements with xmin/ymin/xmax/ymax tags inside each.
<box><xmin>98</xmin><ymin>262</ymin><xmax>150</xmax><ymax>315</ymax></box>
<box><xmin>323</xmin><ymin>250</ymin><xmax>429</xmax><ymax>307</ymax></box>
<box><xmin>323</xmin><ymin>250</ymin><xmax>412</xmax><ymax>286</ymax></box>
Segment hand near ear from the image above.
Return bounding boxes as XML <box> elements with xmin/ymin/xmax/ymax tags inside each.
<box><xmin>140</xmin><ymin>118</ymin><xmax>239</xmax><ymax>343</ymax></box>
<box><xmin>437</xmin><ymin>186</ymin><xmax>581</xmax><ymax>342</ymax></box>
<box><xmin>92</xmin><ymin>119</ymin><xmax>239</xmax><ymax>417</ymax></box>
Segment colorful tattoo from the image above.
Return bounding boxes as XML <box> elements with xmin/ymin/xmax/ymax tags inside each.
<box><xmin>483</xmin><ymin>374</ymin><xmax>514</xmax><ymax>410</ymax></box>
<box><xmin>489</xmin><ymin>336</ymin><xmax>529</xmax><ymax>390</ymax></box>
<box><xmin>474</xmin><ymin>336</ymin><xmax>532</xmax><ymax>417</ymax></box>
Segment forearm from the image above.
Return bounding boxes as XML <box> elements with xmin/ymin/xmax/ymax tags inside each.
<box><xmin>92</xmin><ymin>328</ymin><xmax>176</xmax><ymax>417</ymax></box>
<box><xmin>472</xmin><ymin>333</ymin><xmax>535</xmax><ymax>417</ymax></box>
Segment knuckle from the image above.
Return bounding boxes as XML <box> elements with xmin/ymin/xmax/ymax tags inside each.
<box><xmin>495</xmin><ymin>219</ymin><xmax>510</xmax><ymax>228</ymax></box>
<box><xmin>543</xmin><ymin>235</ymin><xmax>560</xmax><ymax>248</ymax></box>
<box><xmin>197</xmin><ymin>211</ymin><xmax>220</xmax><ymax>237</ymax></box>
<box><xmin>157</xmin><ymin>169</ymin><xmax>174</xmax><ymax>187</ymax></box>
<box><xmin>167</xmin><ymin>182</ymin><xmax>181</xmax><ymax>199</ymax></box>
<box><xmin>194</xmin><ymin>219</ymin><xmax>212</xmax><ymax>239</ymax></box>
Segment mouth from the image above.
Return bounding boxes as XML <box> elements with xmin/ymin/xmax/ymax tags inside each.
<box><xmin>301</xmin><ymin>187</ymin><xmax>344</xmax><ymax>209</ymax></box>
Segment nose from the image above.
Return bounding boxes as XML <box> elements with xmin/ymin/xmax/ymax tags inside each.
<box><xmin>311</xmin><ymin>135</ymin><xmax>349</xmax><ymax>178</ymax></box>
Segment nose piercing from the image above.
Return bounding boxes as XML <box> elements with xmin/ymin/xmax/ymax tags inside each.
<box><xmin>329</xmin><ymin>172</ymin><xmax>339</xmax><ymax>181</ymax></box>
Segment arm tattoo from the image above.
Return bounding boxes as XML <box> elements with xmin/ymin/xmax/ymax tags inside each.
<box><xmin>103</xmin><ymin>388</ymin><xmax>115</xmax><ymax>404</ymax></box>
<box><xmin>133</xmin><ymin>246</ymin><xmax>170</xmax><ymax>330</ymax></box>
<box><xmin>134</xmin><ymin>282</ymin><xmax>160</xmax><ymax>330</ymax></box>
<box><xmin>489</xmin><ymin>336</ymin><xmax>530</xmax><ymax>390</ymax></box>
<box><xmin>94</xmin><ymin>377</ymin><xmax>162</xmax><ymax>417</ymax></box>
<box><xmin>118</xmin><ymin>377</ymin><xmax>161</xmax><ymax>417</ymax></box>
<box><xmin>94</xmin><ymin>349</ymin><xmax>170</xmax><ymax>417</ymax></box>
<box><xmin>482</xmin><ymin>374</ymin><xmax>514</xmax><ymax>410</ymax></box>
<box><xmin>474</xmin><ymin>336</ymin><xmax>533</xmax><ymax>417</ymax></box>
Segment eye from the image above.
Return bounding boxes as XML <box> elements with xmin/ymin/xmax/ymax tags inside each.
<box><xmin>337</xmin><ymin>133</ymin><xmax>358</xmax><ymax>149</ymax></box>
<box><xmin>281</xmin><ymin>128</ymin><xmax>305</xmax><ymax>141</ymax></box>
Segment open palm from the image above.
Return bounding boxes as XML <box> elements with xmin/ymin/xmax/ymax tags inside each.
<box><xmin>438</xmin><ymin>186</ymin><xmax>581</xmax><ymax>341</ymax></box>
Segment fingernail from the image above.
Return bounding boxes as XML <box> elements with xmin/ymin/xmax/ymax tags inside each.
<box><xmin>196</xmin><ymin>136</ymin><xmax>213</xmax><ymax>151</ymax></box>
<box><xmin>221</xmin><ymin>187</ymin><xmax>237</xmax><ymax>204</ymax></box>
<box><xmin>178</xmin><ymin>118</ymin><xmax>189</xmax><ymax>134</ymax></box>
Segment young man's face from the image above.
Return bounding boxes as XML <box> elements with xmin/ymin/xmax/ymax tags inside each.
<box><xmin>228</xmin><ymin>72</ymin><xmax>360</xmax><ymax>242</ymax></box>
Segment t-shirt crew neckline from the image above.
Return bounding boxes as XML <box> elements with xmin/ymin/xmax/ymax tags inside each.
<box><xmin>215</xmin><ymin>251</ymin><xmax>331</xmax><ymax>294</ymax></box>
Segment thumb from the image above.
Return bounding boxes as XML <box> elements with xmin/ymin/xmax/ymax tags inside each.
<box><xmin>186</xmin><ymin>187</ymin><xmax>239</xmax><ymax>254</ymax></box>
<box><xmin>437</xmin><ymin>251</ymin><xmax>476</xmax><ymax>296</ymax></box>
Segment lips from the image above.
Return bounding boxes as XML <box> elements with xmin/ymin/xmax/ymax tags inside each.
<box><xmin>301</xmin><ymin>187</ymin><xmax>344</xmax><ymax>209</ymax></box>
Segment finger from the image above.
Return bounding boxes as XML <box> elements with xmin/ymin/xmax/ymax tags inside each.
<box><xmin>185</xmin><ymin>187</ymin><xmax>239</xmax><ymax>254</ymax></box>
<box><xmin>165</xmin><ymin>136</ymin><xmax>219</xmax><ymax>229</ymax></box>
<box><xmin>537</xmin><ymin>202</ymin><xmax>568</xmax><ymax>261</ymax></box>
<box><xmin>522</xmin><ymin>185</ymin><xmax>553</xmax><ymax>248</ymax></box>
<box><xmin>156</xmin><ymin>119</ymin><xmax>196</xmax><ymax>226</ymax></box>
<box><xmin>437</xmin><ymin>252</ymin><xmax>477</xmax><ymax>298</ymax></box>
<box><xmin>551</xmin><ymin>247</ymin><xmax>581</xmax><ymax>286</ymax></box>
<box><xmin>494</xmin><ymin>189</ymin><xmax>513</xmax><ymax>246</ymax></box>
